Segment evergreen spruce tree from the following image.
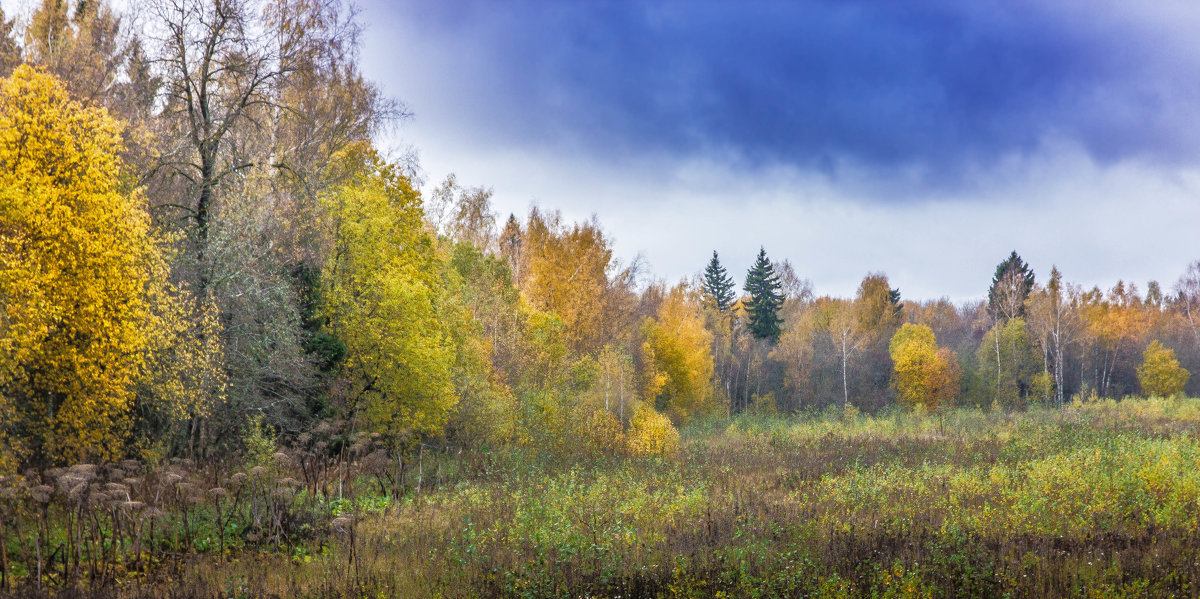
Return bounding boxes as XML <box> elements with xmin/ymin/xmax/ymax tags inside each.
<box><xmin>703</xmin><ymin>250</ymin><xmax>736</xmax><ymax>312</ymax></box>
<box><xmin>888</xmin><ymin>286</ymin><xmax>903</xmax><ymax>319</ymax></box>
<box><xmin>988</xmin><ymin>250</ymin><xmax>1036</xmax><ymax>321</ymax></box>
<box><xmin>743</xmin><ymin>247</ymin><xmax>784</xmax><ymax>341</ymax></box>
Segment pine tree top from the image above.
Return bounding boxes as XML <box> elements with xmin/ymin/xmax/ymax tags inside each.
<box><xmin>703</xmin><ymin>250</ymin><xmax>736</xmax><ymax>312</ymax></box>
<box><xmin>744</xmin><ymin>247</ymin><xmax>784</xmax><ymax>341</ymax></box>
<box><xmin>988</xmin><ymin>250</ymin><xmax>1036</xmax><ymax>320</ymax></box>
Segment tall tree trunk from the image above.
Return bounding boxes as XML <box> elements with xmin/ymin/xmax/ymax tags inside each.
<box><xmin>1185</xmin><ymin>298</ymin><xmax>1200</xmax><ymax>351</ymax></box>
<box><xmin>1053</xmin><ymin>335</ymin><xmax>1064</xmax><ymax>407</ymax></box>
<box><xmin>196</xmin><ymin>149</ymin><xmax>214</xmax><ymax>292</ymax></box>
<box><xmin>841</xmin><ymin>336</ymin><xmax>849</xmax><ymax>409</ymax></box>
<box><xmin>994</xmin><ymin>319</ymin><xmax>1002</xmax><ymax>398</ymax></box>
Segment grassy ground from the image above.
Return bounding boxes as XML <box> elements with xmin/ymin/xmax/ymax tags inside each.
<box><xmin>9</xmin><ymin>397</ymin><xmax>1200</xmax><ymax>598</ymax></box>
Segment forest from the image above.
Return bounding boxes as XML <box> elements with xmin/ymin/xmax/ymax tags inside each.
<box><xmin>2</xmin><ymin>1</ymin><xmax>1200</xmax><ymax>597</ymax></box>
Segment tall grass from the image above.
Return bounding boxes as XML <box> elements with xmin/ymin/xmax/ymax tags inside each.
<box><xmin>6</xmin><ymin>397</ymin><xmax>1200</xmax><ymax>597</ymax></box>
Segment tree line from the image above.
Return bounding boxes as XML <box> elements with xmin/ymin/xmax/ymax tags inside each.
<box><xmin>0</xmin><ymin>0</ymin><xmax>1195</xmax><ymax>472</ymax></box>
<box><xmin>703</xmin><ymin>248</ymin><xmax>1195</xmax><ymax>414</ymax></box>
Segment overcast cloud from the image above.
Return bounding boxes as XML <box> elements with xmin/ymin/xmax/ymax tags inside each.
<box><xmin>360</xmin><ymin>0</ymin><xmax>1200</xmax><ymax>301</ymax></box>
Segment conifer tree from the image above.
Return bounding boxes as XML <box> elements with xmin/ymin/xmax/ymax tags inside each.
<box><xmin>988</xmin><ymin>251</ymin><xmax>1035</xmax><ymax>322</ymax></box>
<box><xmin>743</xmin><ymin>248</ymin><xmax>784</xmax><ymax>341</ymax></box>
<box><xmin>703</xmin><ymin>251</ymin><xmax>736</xmax><ymax>312</ymax></box>
<box><xmin>985</xmin><ymin>251</ymin><xmax>1036</xmax><ymax>401</ymax></box>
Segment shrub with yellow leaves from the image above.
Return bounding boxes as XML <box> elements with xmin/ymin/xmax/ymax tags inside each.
<box><xmin>1138</xmin><ymin>340</ymin><xmax>1190</xmax><ymax>398</ymax></box>
<box><xmin>576</xmin><ymin>408</ymin><xmax>626</xmax><ymax>455</ymax></box>
<box><xmin>888</xmin><ymin>324</ymin><xmax>959</xmax><ymax>410</ymax></box>
<box><xmin>626</xmin><ymin>404</ymin><xmax>679</xmax><ymax>458</ymax></box>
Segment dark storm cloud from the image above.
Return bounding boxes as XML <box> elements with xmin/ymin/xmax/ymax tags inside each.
<box><xmin>382</xmin><ymin>0</ymin><xmax>1200</xmax><ymax>187</ymax></box>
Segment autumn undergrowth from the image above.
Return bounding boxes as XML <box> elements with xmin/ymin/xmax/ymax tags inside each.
<box><xmin>8</xmin><ymin>397</ymin><xmax>1200</xmax><ymax>598</ymax></box>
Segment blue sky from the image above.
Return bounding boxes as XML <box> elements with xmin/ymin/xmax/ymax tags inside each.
<box><xmin>364</xmin><ymin>1</ymin><xmax>1200</xmax><ymax>300</ymax></box>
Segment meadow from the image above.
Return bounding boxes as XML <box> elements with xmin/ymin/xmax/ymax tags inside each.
<box><xmin>6</xmin><ymin>397</ymin><xmax>1200</xmax><ymax>598</ymax></box>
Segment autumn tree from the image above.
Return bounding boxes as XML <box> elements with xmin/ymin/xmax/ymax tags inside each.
<box><xmin>775</xmin><ymin>260</ymin><xmax>814</xmax><ymax>303</ymax></box>
<box><xmin>439</xmin><ymin>271</ymin><xmax>516</xmax><ymax>447</ymax></box>
<box><xmin>590</xmin><ymin>345</ymin><xmax>638</xmax><ymax>421</ymax></box>
<box><xmin>24</xmin><ymin>0</ymin><xmax>121</xmax><ymax>100</ymax></box>
<box><xmin>1081</xmin><ymin>282</ymin><xmax>1152</xmax><ymax>397</ymax></box>
<box><xmin>1146</xmin><ymin>281</ymin><xmax>1164</xmax><ymax>309</ymax></box>
<box><xmin>976</xmin><ymin>318</ymin><xmax>1038</xmax><ymax>408</ymax></box>
<box><xmin>14</xmin><ymin>0</ymin><xmax>163</xmax><ymax>181</ymax></box>
<box><xmin>499</xmin><ymin>214</ymin><xmax>523</xmax><ymax>279</ymax></box>
<box><xmin>267</xmin><ymin>0</ymin><xmax>400</xmax><ymax>199</ymax></box>
<box><xmin>626</xmin><ymin>404</ymin><xmax>680</xmax><ymax>458</ymax></box>
<box><xmin>826</xmin><ymin>298</ymin><xmax>866</xmax><ymax>409</ymax></box>
<box><xmin>640</xmin><ymin>283</ymin><xmax>716</xmax><ymax>423</ymax></box>
<box><xmin>1025</xmin><ymin>267</ymin><xmax>1082</xmax><ymax>406</ymax></box>
<box><xmin>321</xmin><ymin>156</ymin><xmax>455</xmax><ymax>445</ymax></box>
<box><xmin>744</xmin><ymin>248</ymin><xmax>784</xmax><ymax>341</ymax></box>
<box><xmin>133</xmin><ymin>269</ymin><xmax>228</xmax><ymax>458</ymax></box>
<box><xmin>0</xmin><ymin>7</ymin><xmax>21</xmax><ymax>76</ymax></box>
<box><xmin>0</xmin><ymin>66</ymin><xmax>154</xmax><ymax>464</ymax></box>
<box><xmin>888</xmin><ymin>324</ymin><xmax>959</xmax><ymax>409</ymax></box>
<box><xmin>132</xmin><ymin>0</ymin><xmax>397</xmax><ymax>453</ymax></box>
<box><xmin>845</xmin><ymin>274</ymin><xmax>902</xmax><ymax>407</ymax></box>
<box><xmin>1137</xmin><ymin>341</ymin><xmax>1190</xmax><ymax>398</ymax></box>
<box><xmin>1177</xmin><ymin>261</ymin><xmax>1200</xmax><ymax>351</ymax></box>
<box><xmin>147</xmin><ymin>0</ymin><xmax>392</xmax><ymax>287</ymax></box>
<box><xmin>424</xmin><ymin>174</ymin><xmax>498</xmax><ymax>251</ymax></box>
<box><xmin>516</xmin><ymin>208</ymin><xmax>637</xmax><ymax>355</ymax></box>
<box><xmin>703</xmin><ymin>251</ymin><xmax>736</xmax><ymax>312</ymax></box>
<box><xmin>149</xmin><ymin>0</ymin><xmax>289</xmax><ymax>277</ymax></box>
<box><xmin>773</xmin><ymin>299</ymin><xmax>817</xmax><ymax>411</ymax></box>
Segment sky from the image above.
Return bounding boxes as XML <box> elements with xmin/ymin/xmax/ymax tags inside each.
<box><xmin>10</xmin><ymin>0</ymin><xmax>1197</xmax><ymax>301</ymax></box>
<box><xmin>354</xmin><ymin>0</ymin><xmax>1200</xmax><ymax>303</ymax></box>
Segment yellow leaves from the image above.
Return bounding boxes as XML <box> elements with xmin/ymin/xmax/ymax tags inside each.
<box><xmin>0</xmin><ymin>66</ymin><xmax>123</xmax><ymax>190</ymax></box>
<box><xmin>0</xmin><ymin>66</ymin><xmax>153</xmax><ymax>465</ymax></box>
<box><xmin>640</xmin><ymin>283</ymin><xmax>716</xmax><ymax>423</ymax></box>
<box><xmin>626</xmin><ymin>404</ymin><xmax>680</xmax><ymax>458</ymax></box>
<box><xmin>516</xmin><ymin>209</ymin><xmax>618</xmax><ymax>355</ymax></box>
<box><xmin>1138</xmin><ymin>341</ymin><xmax>1190</xmax><ymax>398</ymax></box>
<box><xmin>575</xmin><ymin>408</ymin><xmax>626</xmax><ymax>455</ymax></box>
<box><xmin>889</xmin><ymin>324</ymin><xmax>959</xmax><ymax>409</ymax></box>
<box><xmin>137</xmin><ymin>270</ymin><xmax>227</xmax><ymax>426</ymax></box>
<box><xmin>322</xmin><ymin>167</ymin><xmax>456</xmax><ymax>443</ymax></box>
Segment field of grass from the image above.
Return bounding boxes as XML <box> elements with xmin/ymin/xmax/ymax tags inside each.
<box><xmin>8</xmin><ymin>397</ymin><xmax>1200</xmax><ymax>598</ymax></box>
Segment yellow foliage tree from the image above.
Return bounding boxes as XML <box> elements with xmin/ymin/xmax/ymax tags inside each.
<box><xmin>567</xmin><ymin>345</ymin><xmax>638</xmax><ymax>454</ymax></box>
<box><xmin>439</xmin><ymin>242</ymin><xmax>518</xmax><ymax>447</ymax></box>
<box><xmin>322</xmin><ymin>156</ymin><xmax>456</xmax><ymax>445</ymax></box>
<box><xmin>134</xmin><ymin>260</ymin><xmax>227</xmax><ymax>458</ymax></box>
<box><xmin>0</xmin><ymin>66</ymin><xmax>153</xmax><ymax>464</ymax></box>
<box><xmin>1137</xmin><ymin>341</ymin><xmax>1190</xmax><ymax>398</ymax></box>
<box><xmin>518</xmin><ymin>209</ymin><xmax>629</xmax><ymax>355</ymax></box>
<box><xmin>575</xmin><ymin>407</ymin><xmax>626</xmax><ymax>455</ymax></box>
<box><xmin>626</xmin><ymin>404</ymin><xmax>679</xmax><ymax>458</ymax></box>
<box><xmin>640</xmin><ymin>283</ymin><xmax>716</xmax><ymax>423</ymax></box>
<box><xmin>889</xmin><ymin>324</ymin><xmax>959</xmax><ymax>409</ymax></box>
